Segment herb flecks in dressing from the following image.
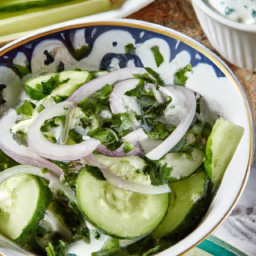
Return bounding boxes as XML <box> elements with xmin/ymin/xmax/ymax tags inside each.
<box><xmin>206</xmin><ymin>0</ymin><xmax>256</xmax><ymax>24</ymax></box>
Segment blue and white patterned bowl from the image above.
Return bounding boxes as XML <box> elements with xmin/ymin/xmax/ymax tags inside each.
<box><xmin>0</xmin><ymin>19</ymin><xmax>254</xmax><ymax>256</ymax></box>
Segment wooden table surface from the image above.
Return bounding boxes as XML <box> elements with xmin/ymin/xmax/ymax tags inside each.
<box><xmin>128</xmin><ymin>0</ymin><xmax>256</xmax><ymax>126</ymax></box>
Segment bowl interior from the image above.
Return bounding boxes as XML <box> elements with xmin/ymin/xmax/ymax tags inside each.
<box><xmin>0</xmin><ymin>19</ymin><xmax>253</xmax><ymax>255</ymax></box>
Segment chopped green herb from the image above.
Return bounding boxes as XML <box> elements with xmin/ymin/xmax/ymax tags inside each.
<box><xmin>146</xmin><ymin>122</ymin><xmax>175</xmax><ymax>140</ymax></box>
<box><xmin>67</xmin><ymin>129</ymin><xmax>83</xmax><ymax>144</ymax></box>
<box><xmin>111</xmin><ymin>112</ymin><xmax>139</xmax><ymax>137</ymax></box>
<box><xmin>41</xmin><ymin>116</ymin><xmax>66</xmax><ymax>132</ymax></box>
<box><xmin>144</xmin><ymin>159</ymin><xmax>170</xmax><ymax>186</ymax></box>
<box><xmin>86</xmin><ymin>166</ymin><xmax>106</xmax><ymax>181</ymax></box>
<box><xmin>14</xmin><ymin>64</ymin><xmax>30</xmax><ymax>77</ymax></box>
<box><xmin>0</xmin><ymin>150</ymin><xmax>18</xmax><ymax>172</ymax></box>
<box><xmin>88</xmin><ymin>128</ymin><xmax>119</xmax><ymax>149</ymax></box>
<box><xmin>38</xmin><ymin>104</ymin><xmax>45</xmax><ymax>113</ymax></box>
<box><xmin>123</xmin><ymin>141</ymin><xmax>134</xmax><ymax>153</ymax></box>
<box><xmin>13</xmin><ymin>130</ymin><xmax>28</xmax><ymax>146</ymax></box>
<box><xmin>173</xmin><ymin>64</ymin><xmax>192</xmax><ymax>86</ymax></box>
<box><xmin>225</xmin><ymin>7</ymin><xmax>235</xmax><ymax>16</ymax></box>
<box><xmin>46</xmin><ymin>240</ymin><xmax>67</xmax><ymax>256</ymax></box>
<box><xmin>25</xmin><ymin>75</ymin><xmax>69</xmax><ymax>100</ymax></box>
<box><xmin>53</xmin><ymin>95</ymin><xmax>68</xmax><ymax>103</ymax></box>
<box><xmin>92</xmin><ymin>238</ymin><xmax>123</xmax><ymax>256</ymax></box>
<box><xmin>72</xmin><ymin>45</ymin><xmax>91</xmax><ymax>60</ymax></box>
<box><xmin>252</xmin><ymin>9</ymin><xmax>256</xmax><ymax>18</ymax></box>
<box><xmin>25</xmin><ymin>84</ymin><xmax>47</xmax><ymax>100</ymax></box>
<box><xmin>79</xmin><ymin>84</ymin><xmax>113</xmax><ymax>116</ymax></box>
<box><xmin>145</xmin><ymin>67</ymin><xmax>164</xmax><ymax>85</ymax></box>
<box><xmin>16</xmin><ymin>100</ymin><xmax>35</xmax><ymax>116</ymax></box>
<box><xmin>150</xmin><ymin>46</ymin><xmax>164</xmax><ymax>67</ymax></box>
<box><xmin>125</xmin><ymin>43</ymin><xmax>135</xmax><ymax>54</ymax></box>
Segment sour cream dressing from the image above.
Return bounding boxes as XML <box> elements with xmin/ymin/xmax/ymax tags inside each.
<box><xmin>206</xmin><ymin>0</ymin><xmax>256</xmax><ymax>24</ymax></box>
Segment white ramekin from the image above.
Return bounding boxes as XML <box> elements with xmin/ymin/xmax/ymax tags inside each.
<box><xmin>192</xmin><ymin>0</ymin><xmax>256</xmax><ymax>71</ymax></box>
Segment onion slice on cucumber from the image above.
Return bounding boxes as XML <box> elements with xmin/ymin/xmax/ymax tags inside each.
<box><xmin>0</xmin><ymin>109</ymin><xmax>62</xmax><ymax>176</ymax></box>
<box><xmin>27</xmin><ymin>101</ymin><xmax>100</xmax><ymax>161</ymax></box>
<box><xmin>146</xmin><ymin>86</ymin><xmax>196</xmax><ymax>160</ymax></box>
<box><xmin>67</xmin><ymin>67</ymin><xmax>146</xmax><ymax>103</ymax></box>
<box><xmin>83</xmin><ymin>154</ymin><xmax>170</xmax><ymax>195</ymax></box>
<box><xmin>96</xmin><ymin>144</ymin><xmax>143</xmax><ymax>157</ymax></box>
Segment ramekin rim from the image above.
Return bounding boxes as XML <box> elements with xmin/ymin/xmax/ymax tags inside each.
<box><xmin>192</xmin><ymin>0</ymin><xmax>256</xmax><ymax>33</ymax></box>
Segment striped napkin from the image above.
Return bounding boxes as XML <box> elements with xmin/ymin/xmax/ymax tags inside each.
<box><xmin>185</xmin><ymin>235</ymin><xmax>248</xmax><ymax>256</ymax></box>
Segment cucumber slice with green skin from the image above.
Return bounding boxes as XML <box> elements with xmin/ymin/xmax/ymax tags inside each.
<box><xmin>159</xmin><ymin>148</ymin><xmax>204</xmax><ymax>181</ymax></box>
<box><xmin>95</xmin><ymin>154</ymin><xmax>150</xmax><ymax>185</ymax></box>
<box><xmin>54</xmin><ymin>70</ymin><xmax>92</xmax><ymax>97</ymax></box>
<box><xmin>24</xmin><ymin>70</ymin><xmax>91</xmax><ymax>100</ymax></box>
<box><xmin>0</xmin><ymin>174</ymin><xmax>52</xmax><ymax>246</ymax></box>
<box><xmin>76</xmin><ymin>168</ymin><xmax>169</xmax><ymax>238</ymax></box>
<box><xmin>205</xmin><ymin>117</ymin><xmax>244</xmax><ymax>183</ymax></box>
<box><xmin>152</xmin><ymin>171</ymin><xmax>211</xmax><ymax>240</ymax></box>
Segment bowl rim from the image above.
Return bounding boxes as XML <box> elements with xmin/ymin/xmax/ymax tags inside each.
<box><xmin>0</xmin><ymin>18</ymin><xmax>254</xmax><ymax>255</ymax></box>
<box><xmin>192</xmin><ymin>0</ymin><xmax>256</xmax><ymax>33</ymax></box>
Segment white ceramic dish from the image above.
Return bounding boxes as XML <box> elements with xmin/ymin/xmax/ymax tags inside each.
<box><xmin>0</xmin><ymin>19</ymin><xmax>254</xmax><ymax>256</ymax></box>
<box><xmin>192</xmin><ymin>0</ymin><xmax>256</xmax><ymax>71</ymax></box>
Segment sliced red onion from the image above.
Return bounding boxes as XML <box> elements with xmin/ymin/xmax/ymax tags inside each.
<box><xmin>67</xmin><ymin>67</ymin><xmax>146</xmax><ymax>103</ymax></box>
<box><xmin>84</xmin><ymin>154</ymin><xmax>170</xmax><ymax>195</ymax></box>
<box><xmin>0</xmin><ymin>109</ymin><xmax>63</xmax><ymax>176</ymax></box>
<box><xmin>0</xmin><ymin>165</ymin><xmax>77</xmax><ymax>204</ymax></box>
<box><xmin>146</xmin><ymin>86</ymin><xmax>196</xmax><ymax>160</ymax></box>
<box><xmin>28</xmin><ymin>102</ymin><xmax>100</xmax><ymax>161</ymax></box>
<box><xmin>96</xmin><ymin>144</ymin><xmax>142</xmax><ymax>157</ymax></box>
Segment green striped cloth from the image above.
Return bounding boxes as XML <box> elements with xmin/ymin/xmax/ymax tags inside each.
<box><xmin>185</xmin><ymin>235</ymin><xmax>247</xmax><ymax>256</ymax></box>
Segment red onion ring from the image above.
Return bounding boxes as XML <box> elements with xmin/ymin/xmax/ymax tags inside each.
<box><xmin>67</xmin><ymin>67</ymin><xmax>146</xmax><ymax>103</ymax></box>
<box><xmin>83</xmin><ymin>154</ymin><xmax>170</xmax><ymax>195</ymax></box>
<box><xmin>96</xmin><ymin>144</ymin><xmax>142</xmax><ymax>157</ymax></box>
<box><xmin>0</xmin><ymin>109</ymin><xmax>63</xmax><ymax>176</ymax></box>
<box><xmin>146</xmin><ymin>86</ymin><xmax>197</xmax><ymax>160</ymax></box>
<box><xmin>27</xmin><ymin>102</ymin><xmax>100</xmax><ymax>161</ymax></box>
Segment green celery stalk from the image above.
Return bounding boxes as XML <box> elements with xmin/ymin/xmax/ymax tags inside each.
<box><xmin>0</xmin><ymin>0</ymin><xmax>77</xmax><ymax>13</ymax></box>
<box><xmin>0</xmin><ymin>0</ymin><xmax>124</xmax><ymax>38</ymax></box>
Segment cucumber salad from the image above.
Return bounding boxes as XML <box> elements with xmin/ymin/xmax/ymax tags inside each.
<box><xmin>0</xmin><ymin>66</ymin><xmax>244</xmax><ymax>256</ymax></box>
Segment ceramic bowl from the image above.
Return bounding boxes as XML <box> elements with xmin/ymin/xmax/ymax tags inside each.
<box><xmin>192</xmin><ymin>0</ymin><xmax>256</xmax><ymax>71</ymax></box>
<box><xmin>0</xmin><ymin>19</ymin><xmax>254</xmax><ymax>256</ymax></box>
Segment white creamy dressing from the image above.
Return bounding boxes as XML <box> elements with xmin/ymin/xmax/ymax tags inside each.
<box><xmin>207</xmin><ymin>0</ymin><xmax>256</xmax><ymax>24</ymax></box>
<box><xmin>67</xmin><ymin>234</ymin><xmax>109</xmax><ymax>256</ymax></box>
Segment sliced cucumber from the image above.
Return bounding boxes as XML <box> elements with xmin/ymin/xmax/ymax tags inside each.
<box><xmin>76</xmin><ymin>167</ymin><xmax>169</xmax><ymax>238</ymax></box>
<box><xmin>53</xmin><ymin>70</ymin><xmax>91</xmax><ymax>97</ymax></box>
<box><xmin>152</xmin><ymin>171</ymin><xmax>210</xmax><ymax>240</ymax></box>
<box><xmin>159</xmin><ymin>148</ymin><xmax>204</xmax><ymax>181</ymax></box>
<box><xmin>24</xmin><ymin>70</ymin><xmax>91</xmax><ymax>100</ymax></box>
<box><xmin>0</xmin><ymin>174</ymin><xmax>52</xmax><ymax>245</ymax></box>
<box><xmin>205</xmin><ymin>118</ymin><xmax>244</xmax><ymax>182</ymax></box>
<box><xmin>95</xmin><ymin>154</ymin><xmax>150</xmax><ymax>185</ymax></box>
